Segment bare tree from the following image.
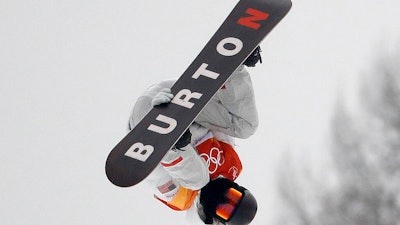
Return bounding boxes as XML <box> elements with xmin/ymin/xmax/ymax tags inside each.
<box><xmin>277</xmin><ymin>46</ymin><xmax>400</xmax><ymax>225</ymax></box>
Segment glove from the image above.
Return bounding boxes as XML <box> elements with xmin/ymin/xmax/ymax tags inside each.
<box><xmin>151</xmin><ymin>88</ymin><xmax>174</xmax><ymax>106</ymax></box>
<box><xmin>175</xmin><ymin>129</ymin><xmax>192</xmax><ymax>149</ymax></box>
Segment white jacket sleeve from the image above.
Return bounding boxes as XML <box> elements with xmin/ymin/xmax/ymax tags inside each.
<box><xmin>195</xmin><ymin>65</ymin><xmax>259</xmax><ymax>138</ymax></box>
<box><xmin>145</xmin><ymin>164</ymin><xmax>180</xmax><ymax>202</ymax></box>
<box><xmin>128</xmin><ymin>79</ymin><xmax>176</xmax><ymax>129</ymax></box>
<box><xmin>161</xmin><ymin>144</ymin><xmax>209</xmax><ymax>190</ymax></box>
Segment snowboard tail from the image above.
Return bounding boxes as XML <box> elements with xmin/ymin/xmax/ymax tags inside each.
<box><xmin>106</xmin><ymin>0</ymin><xmax>292</xmax><ymax>187</ymax></box>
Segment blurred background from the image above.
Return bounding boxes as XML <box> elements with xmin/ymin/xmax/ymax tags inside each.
<box><xmin>1</xmin><ymin>0</ymin><xmax>399</xmax><ymax>224</ymax></box>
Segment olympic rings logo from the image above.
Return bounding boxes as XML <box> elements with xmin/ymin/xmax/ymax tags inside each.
<box><xmin>200</xmin><ymin>147</ymin><xmax>225</xmax><ymax>174</ymax></box>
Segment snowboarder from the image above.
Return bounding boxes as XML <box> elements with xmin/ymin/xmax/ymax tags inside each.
<box><xmin>128</xmin><ymin>47</ymin><xmax>262</xmax><ymax>225</ymax></box>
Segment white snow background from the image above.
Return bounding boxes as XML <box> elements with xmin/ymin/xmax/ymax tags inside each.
<box><xmin>1</xmin><ymin>0</ymin><xmax>399</xmax><ymax>224</ymax></box>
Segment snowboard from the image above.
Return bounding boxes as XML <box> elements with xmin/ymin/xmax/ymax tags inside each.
<box><xmin>106</xmin><ymin>0</ymin><xmax>292</xmax><ymax>187</ymax></box>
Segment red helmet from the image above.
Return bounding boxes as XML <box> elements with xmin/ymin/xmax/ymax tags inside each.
<box><xmin>200</xmin><ymin>178</ymin><xmax>257</xmax><ymax>225</ymax></box>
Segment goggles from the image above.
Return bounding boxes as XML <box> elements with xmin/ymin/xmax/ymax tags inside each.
<box><xmin>215</xmin><ymin>187</ymin><xmax>243</xmax><ymax>222</ymax></box>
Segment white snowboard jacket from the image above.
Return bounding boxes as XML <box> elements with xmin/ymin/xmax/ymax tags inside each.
<box><xmin>128</xmin><ymin>65</ymin><xmax>259</xmax><ymax>222</ymax></box>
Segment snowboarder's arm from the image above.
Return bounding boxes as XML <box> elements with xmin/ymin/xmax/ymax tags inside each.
<box><xmin>161</xmin><ymin>143</ymin><xmax>210</xmax><ymax>190</ymax></box>
<box><xmin>195</xmin><ymin>66</ymin><xmax>259</xmax><ymax>138</ymax></box>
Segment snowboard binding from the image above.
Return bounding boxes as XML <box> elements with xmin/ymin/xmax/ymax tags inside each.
<box><xmin>243</xmin><ymin>46</ymin><xmax>262</xmax><ymax>67</ymax></box>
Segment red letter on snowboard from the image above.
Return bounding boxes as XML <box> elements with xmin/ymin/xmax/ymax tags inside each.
<box><xmin>237</xmin><ymin>8</ymin><xmax>269</xmax><ymax>30</ymax></box>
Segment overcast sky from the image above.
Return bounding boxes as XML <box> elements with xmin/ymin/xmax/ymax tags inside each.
<box><xmin>1</xmin><ymin>0</ymin><xmax>399</xmax><ymax>224</ymax></box>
